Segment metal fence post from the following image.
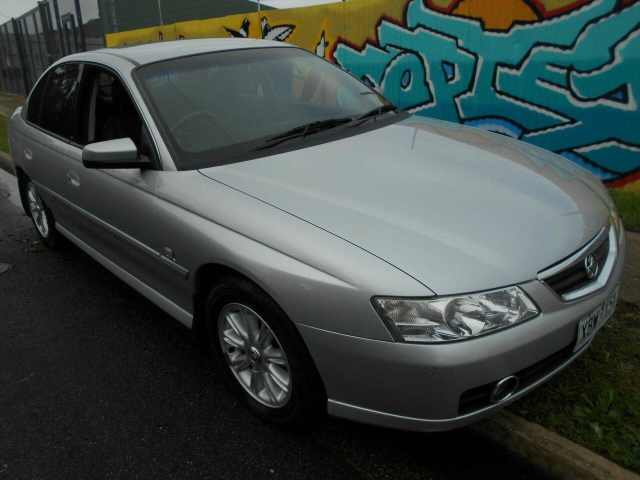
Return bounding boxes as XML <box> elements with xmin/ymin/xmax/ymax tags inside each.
<box><xmin>38</xmin><ymin>1</ymin><xmax>55</xmax><ymax>64</ymax></box>
<box><xmin>12</xmin><ymin>17</ymin><xmax>31</xmax><ymax>95</ymax></box>
<box><xmin>51</xmin><ymin>0</ymin><xmax>66</xmax><ymax>56</ymax></box>
<box><xmin>22</xmin><ymin>17</ymin><xmax>38</xmax><ymax>85</ymax></box>
<box><xmin>157</xmin><ymin>0</ymin><xmax>164</xmax><ymax>25</ymax></box>
<box><xmin>32</xmin><ymin>11</ymin><xmax>46</xmax><ymax>74</ymax></box>
<box><xmin>0</xmin><ymin>26</ymin><xmax>9</xmax><ymax>93</ymax></box>
<box><xmin>73</xmin><ymin>0</ymin><xmax>87</xmax><ymax>50</ymax></box>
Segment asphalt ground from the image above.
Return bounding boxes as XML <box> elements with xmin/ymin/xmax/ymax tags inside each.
<box><xmin>0</xmin><ymin>168</ymin><xmax>550</xmax><ymax>480</ymax></box>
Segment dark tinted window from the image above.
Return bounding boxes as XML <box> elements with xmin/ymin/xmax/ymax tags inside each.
<box><xmin>34</xmin><ymin>63</ymin><xmax>82</xmax><ymax>142</ymax></box>
<box><xmin>77</xmin><ymin>66</ymin><xmax>155</xmax><ymax>162</ymax></box>
<box><xmin>27</xmin><ymin>74</ymin><xmax>47</xmax><ymax>125</ymax></box>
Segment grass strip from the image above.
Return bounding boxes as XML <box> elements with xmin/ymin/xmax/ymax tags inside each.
<box><xmin>610</xmin><ymin>189</ymin><xmax>640</xmax><ymax>233</ymax></box>
<box><xmin>0</xmin><ymin>113</ymin><xmax>8</xmax><ymax>154</ymax></box>
<box><xmin>511</xmin><ymin>301</ymin><xmax>640</xmax><ymax>473</ymax></box>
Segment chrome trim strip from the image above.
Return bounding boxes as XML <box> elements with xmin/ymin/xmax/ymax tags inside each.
<box><xmin>35</xmin><ymin>181</ymin><xmax>189</xmax><ymax>278</ymax></box>
<box><xmin>562</xmin><ymin>225</ymin><xmax>617</xmax><ymax>301</ymax></box>
<box><xmin>56</xmin><ymin>223</ymin><xmax>193</xmax><ymax>328</ymax></box>
<box><xmin>537</xmin><ymin>226</ymin><xmax>608</xmax><ymax>281</ymax></box>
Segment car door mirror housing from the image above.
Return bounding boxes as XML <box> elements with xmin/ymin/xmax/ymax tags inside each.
<box><xmin>82</xmin><ymin>138</ymin><xmax>150</xmax><ymax>169</ymax></box>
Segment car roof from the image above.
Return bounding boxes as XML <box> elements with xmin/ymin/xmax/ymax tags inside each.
<box><xmin>77</xmin><ymin>38</ymin><xmax>293</xmax><ymax>67</ymax></box>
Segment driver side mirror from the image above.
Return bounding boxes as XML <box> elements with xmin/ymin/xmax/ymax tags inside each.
<box><xmin>82</xmin><ymin>138</ymin><xmax>150</xmax><ymax>169</ymax></box>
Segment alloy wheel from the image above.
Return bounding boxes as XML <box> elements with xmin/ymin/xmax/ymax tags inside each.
<box><xmin>27</xmin><ymin>183</ymin><xmax>49</xmax><ymax>238</ymax></box>
<box><xmin>218</xmin><ymin>303</ymin><xmax>291</xmax><ymax>408</ymax></box>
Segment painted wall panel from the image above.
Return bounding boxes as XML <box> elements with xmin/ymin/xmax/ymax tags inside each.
<box><xmin>106</xmin><ymin>0</ymin><xmax>640</xmax><ymax>190</ymax></box>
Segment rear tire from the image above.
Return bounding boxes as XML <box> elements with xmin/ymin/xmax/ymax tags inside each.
<box><xmin>205</xmin><ymin>275</ymin><xmax>326</xmax><ymax>428</ymax></box>
<box><xmin>24</xmin><ymin>180</ymin><xmax>60</xmax><ymax>249</ymax></box>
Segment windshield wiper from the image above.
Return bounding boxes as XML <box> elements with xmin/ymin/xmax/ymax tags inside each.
<box><xmin>257</xmin><ymin>117</ymin><xmax>353</xmax><ymax>151</ymax></box>
<box><xmin>354</xmin><ymin>104</ymin><xmax>398</xmax><ymax>123</ymax></box>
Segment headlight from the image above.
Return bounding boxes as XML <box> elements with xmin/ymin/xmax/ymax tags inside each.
<box><xmin>372</xmin><ymin>286</ymin><xmax>539</xmax><ymax>343</ymax></box>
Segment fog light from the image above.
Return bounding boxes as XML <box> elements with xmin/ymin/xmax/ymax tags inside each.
<box><xmin>490</xmin><ymin>375</ymin><xmax>519</xmax><ymax>403</ymax></box>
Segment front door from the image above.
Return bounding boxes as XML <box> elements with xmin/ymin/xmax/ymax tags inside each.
<box><xmin>70</xmin><ymin>64</ymin><xmax>189</xmax><ymax>308</ymax></box>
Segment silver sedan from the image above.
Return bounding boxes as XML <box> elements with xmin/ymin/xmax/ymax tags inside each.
<box><xmin>9</xmin><ymin>39</ymin><xmax>625</xmax><ymax>431</ymax></box>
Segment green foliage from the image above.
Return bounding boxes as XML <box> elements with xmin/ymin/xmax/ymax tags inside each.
<box><xmin>0</xmin><ymin>92</ymin><xmax>24</xmax><ymax>155</ymax></box>
<box><xmin>512</xmin><ymin>301</ymin><xmax>640</xmax><ymax>473</ymax></box>
<box><xmin>610</xmin><ymin>189</ymin><xmax>640</xmax><ymax>232</ymax></box>
<box><xmin>0</xmin><ymin>113</ymin><xmax>8</xmax><ymax>154</ymax></box>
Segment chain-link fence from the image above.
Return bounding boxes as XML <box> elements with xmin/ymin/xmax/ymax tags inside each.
<box><xmin>0</xmin><ymin>0</ymin><xmax>105</xmax><ymax>95</ymax></box>
<box><xmin>0</xmin><ymin>1</ymin><xmax>337</xmax><ymax>96</ymax></box>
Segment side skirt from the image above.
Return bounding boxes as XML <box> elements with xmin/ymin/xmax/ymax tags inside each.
<box><xmin>56</xmin><ymin>223</ymin><xmax>194</xmax><ymax>328</ymax></box>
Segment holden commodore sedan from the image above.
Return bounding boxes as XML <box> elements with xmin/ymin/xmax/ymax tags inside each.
<box><xmin>9</xmin><ymin>39</ymin><xmax>625</xmax><ymax>431</ymax></box>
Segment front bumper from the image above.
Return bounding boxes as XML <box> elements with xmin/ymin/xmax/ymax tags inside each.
<box><xmin>299</xmin><ymin>231</ymin><xmax>626</xmax><ymax>432</ymax></box>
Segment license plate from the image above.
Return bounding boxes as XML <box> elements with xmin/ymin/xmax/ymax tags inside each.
<box><xmin>574</xmin><ymin>286</ymin><xmax>619</xmax><ymax>352</ymax></box>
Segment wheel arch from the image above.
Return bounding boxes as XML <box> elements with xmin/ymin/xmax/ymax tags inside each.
<box><xmin>14</xmin><ymin>166</ymin><xmax>31</xmax><ymax>217</ymax></box>
<box><xmin>192</xmin><ymin>263</ymin><xmax>246</xmax><ymax>341</ymax></box>
<box><xmin>190</xmin><ymin>261</ymin><xmax>327</xmax><ymax>399</ymax></box>
<box><xmin>192</xmin><ymin>262</ymin><xmax>285</xmax><ymax>342</ymax></box>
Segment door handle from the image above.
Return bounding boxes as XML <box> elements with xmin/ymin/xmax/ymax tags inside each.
<box><xmin>24</xmin><ymin>148</ymin><xmax>33</xmax><ymax>161</ymax></box>
<box><xmin>66</xmin><ymin>171</ymin><xmax>80</xmax><ymax>188</ymax></box>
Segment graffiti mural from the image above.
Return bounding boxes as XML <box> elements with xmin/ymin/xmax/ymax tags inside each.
<box><xmin>333</xmin><ymin>0</ymin><xmax>640</xmax><ymax>187</ymax></box>
<box><xmin>225</xmin><ymin>17</ymin><xmax>296</xmax><ymax>41</ymax></box>
<box><xmin>105</xmin><ymin>0</ymin><xmax>640</xmax><ymax>189</ymax></box>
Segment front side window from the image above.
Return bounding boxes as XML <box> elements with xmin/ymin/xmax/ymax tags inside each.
<box><xmin>135</xmin><ymin>47</ymin><xmax>400</xmax><ymax>170</ymax></box>
<box><xmin>77</xmin><ymin>65</ymin><xmax>155</xmax><ymax>162</ymax></box>
<box><xmin>31</xmin><ymin>63</ymin><xmax>83</xmax><ymax>142</ymax></box>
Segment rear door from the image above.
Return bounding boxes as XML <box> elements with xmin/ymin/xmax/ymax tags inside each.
<box><xmin>20</xmin><ymin>62</ymin><xmax>85</xmax><ymax>232</ymax></box>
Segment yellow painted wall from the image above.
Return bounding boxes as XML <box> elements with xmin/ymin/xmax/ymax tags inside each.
<box><xmin>106</xmin><ymin>0</ymin><xmax>405</xmax><ymax>59</ymax></box>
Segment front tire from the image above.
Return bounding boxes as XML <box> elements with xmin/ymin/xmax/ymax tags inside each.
<box><xmin>205</xmin><ymin>276</ymin><xmax>326</xmax><ymax>428</ymax></box>
<box><xmin>24</xmin><ymin>181</ymin><xmax>59</xmax><ymax>248</ymax></box>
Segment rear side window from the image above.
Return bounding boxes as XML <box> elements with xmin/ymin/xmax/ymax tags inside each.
<box><xmin>27</xmin><ymin>75</ymin><xmax>47</xmax><ymax>126</ymax></box>
<box><xmin>29</xmin><ymin>63</ymin><xmax>83</xmax><ymax>143</ymax></box>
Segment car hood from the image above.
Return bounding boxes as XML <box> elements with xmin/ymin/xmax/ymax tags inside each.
<box><xmin>200</xmin><ymin>116</ymin><xmax>611</xmax><ymax>294</ymax></box>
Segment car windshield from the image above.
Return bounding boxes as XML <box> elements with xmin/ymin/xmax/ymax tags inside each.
<box><xmin>134</xmin><ymin>47</ymin><xmax>395</xmax><ymax>170</ymax></box>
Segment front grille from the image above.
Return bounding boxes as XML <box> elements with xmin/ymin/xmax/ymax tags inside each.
<box><xmin>458</xmin><ymin>343</ymin><xmax>574</xmax><ymax>415</ymax></box>
<box><xmin>544</xmin><ymin>234</ymin><xmax>610</xmax><ymax>297</ymax></box>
